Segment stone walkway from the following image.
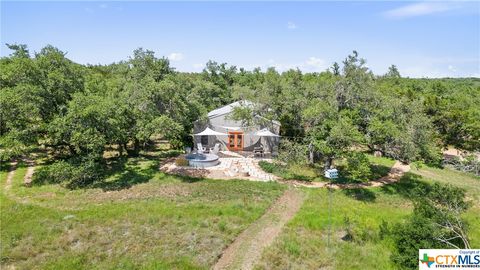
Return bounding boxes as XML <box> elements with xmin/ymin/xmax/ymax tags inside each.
<box><xmin>209</xmin><ymin>157</ymin><xmax>278</xmax><ymax>181</ymax></box>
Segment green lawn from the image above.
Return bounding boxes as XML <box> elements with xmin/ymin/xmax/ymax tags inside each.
<box><xmin>1</xmin><ymin>156</ymin><xmax>286</xmax><ymax>270</ymax></box>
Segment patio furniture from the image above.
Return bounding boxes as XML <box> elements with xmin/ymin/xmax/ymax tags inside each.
<box><xmin>210</xmin><ymin>143</ymin><xmax>221</xmax><ymax>155</ymax></box>
<box><xmin>254</xmin><ymin>146</ymin><xmax>264</xmax><ymax>157</ymax></box>
<box><xmin>197</xmin><ymin>143</ymin><xmax>208</xmax><ymax>154</ymax></box>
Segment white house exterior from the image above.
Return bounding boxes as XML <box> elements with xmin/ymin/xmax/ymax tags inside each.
<box><xmin>193</xmin><ymin>101</ymin><xmax>281</xmax><ymax>152</ymax></box>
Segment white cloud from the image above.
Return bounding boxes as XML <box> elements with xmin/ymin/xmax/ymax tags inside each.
<box><xmin>306</xmin><ymin>57</ymin><xmax>326</xmax><ymax>69</ymax></box>
<box><xmin>287</xmin><ymin>21</ymin><xmax>297</xmax><ymax>30</ymax></box>
<box><xmin>168</xmin><ymin>52</ymin><xmax>184</xmax><ymax>61</ymax></box>
<box><xmin>192</xmin><ymin>63</ymin><xmax>204</xmax><ymax>70</ymax></box>
<box><xmin>383</xmin><ymin>2</ymin><xmax>459</xmax><ymax>19</ymax></box>
<box><xmin>448</xmin><ymin>65</ymin><xmax>457</xmax><ymax>72</ymax></box>
<box><xmin>266</xmin><ymin>57</ymin><xmax>327</xmax><ymax>72</ymax></box>
<box><xmin>99</xmin><ymin>4</ymin><xmax>108</xmax><ymax>9</ymax></box>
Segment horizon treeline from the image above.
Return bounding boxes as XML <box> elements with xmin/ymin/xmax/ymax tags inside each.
<box><xmin>1</xmin><ymin>44</ymin><xmax>479</xmax><ymax>186</ymax></box>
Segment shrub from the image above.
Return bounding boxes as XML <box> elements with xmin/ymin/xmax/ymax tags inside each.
<box><xmin>444</xmin><ymin>155</ymin><xmax>480</xmax><ymax>176</ymax></box>
<box><xmin>258</xmin><ymin>161</ymin><xmax>289</xmax><ymax>177</ymax></box>
<box><xmin>390</xmin><ymin>183</ymin><xmax>471</xmax><ymax>269</ymax></box>
<box><xmin>175</xmin><ymin>157</ymin><xmax>189</xmax><ymax>167</ymax></box>
<box><xmin>32</xmin><ymin>155</ymin><xmax>103</xmax><ymax>188</ymax></box>
<box><xmin>345</xmin><ymin>152</ymin><xmax>372</xmax><ymax>182</ymax></box>
<box><xmin>277</xmin><ymin>140</ymin><xmax>308</xmax><ymax>165</ymax></box>
<box><xmin>258</xmin><ymin>160</ymin><xmax>276</xmax><ymax>173</ymax></box>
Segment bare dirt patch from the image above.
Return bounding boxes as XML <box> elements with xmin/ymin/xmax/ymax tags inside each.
<box><xmin>4</xmin><ymin>161</ymin><xmax>17</xmax><ymax>190</ymax></box>
<box><xmin>23</xmin><ymin>159</ymin><xmax>35</xmax><ymax>186</ymax></box>
<box><xmin>213</xmin><ymin>188</ymin><xmax>305</xmax><ymax>270</ymax></box>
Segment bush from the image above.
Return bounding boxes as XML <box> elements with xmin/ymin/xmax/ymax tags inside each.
<box><xmin>391</xmin><ymin>217</ymin><xmax>439</xmax><ymax>269</ymax></box>
<box><xmin>444</xmin><ymin>155</ymin><xmax>480</xmax><ymax>176</ymax></box>
<box><xmin>259</xmin><ymin>161</ymin><xmax>289</xmax><ymax>177</ymax></box>
<box><xmin>390</xmin><ymin>183</ymin><xmax>471</xmax><ymax>269</ymax></box>
<box><xmin>32</xmin><ymin>155</ymin><xmax>103</xmax><ymax>188</ymax></box>
<box><xmin>175</xmin><ymin>157</ymin><xmax>189</xmax><ymax>167</ymax></box>
<box><xmin>258</xmin><ymin>160</ymin><xmax>276</xmax><ymax>173</ymax></box>
<box><xmin>345</xmin><ymin>152</ymin><xmax>372</xmax><ymax>182</ymax></box>
<box><xmin>277</xmin><ymin>140</ymin><xmax>308</xmax><ymax>165</ymax></box>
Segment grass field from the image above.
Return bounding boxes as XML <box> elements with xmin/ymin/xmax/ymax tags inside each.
<box><xmin>255</xmin><ymin>187</ymin><xmax>411</xmax><ymax>269</ymax></box>
<box><xmin>255</xmin><ymin>164</ymin><xmax>480</xmax><ymax>269</ymax></box>
<box><xmin>1</xmin><ymin>151</ymin><xmax>478</xmax><ymax>269</ymax></box>
<box><xmin>1</xmin><ymin>156</ymin><xmax>285</xmax><ymax>269</ymax></box>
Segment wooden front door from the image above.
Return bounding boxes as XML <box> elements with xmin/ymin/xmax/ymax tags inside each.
<box><xmin>228</xmin><ymin>132</ymin><xmax>244</xmax><ymax>151</ymax></box>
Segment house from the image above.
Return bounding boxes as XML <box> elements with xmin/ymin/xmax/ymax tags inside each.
<box><xmin>193</xmin><ymin>101</ymin><xmax>281</xmax><ymax>153</ymax></box>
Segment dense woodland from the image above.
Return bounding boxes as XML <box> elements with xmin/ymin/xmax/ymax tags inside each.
<box><xmin>1</xmin><ymin>44</ymin><xmax>479</xmax><ymax>186</ymax></box>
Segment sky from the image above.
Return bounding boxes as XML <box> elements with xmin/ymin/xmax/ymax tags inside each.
<box><xmin>1</xmin><ymin>1</ymin><xmax>479</xmax><ymax>78</ymax></box>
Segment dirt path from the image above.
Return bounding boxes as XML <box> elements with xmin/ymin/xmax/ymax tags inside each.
<box><xmin>284</xmin><ymin>161</ymin><xmax>410</xmax><ymax>189</ymax></box>
<box><xmin>214</xmin><ymin>188</ymin><xmax>305</xmax><ymax>270</ymax></box>
<box><xmin>23</xmin><ymin>159</ymin><xmax>35</xmax><ymax>186</ymax></box>
<box><xmin>4</xmin><ymin>161</ymin><xmax>17</xmax><ymax>190</ymax></box>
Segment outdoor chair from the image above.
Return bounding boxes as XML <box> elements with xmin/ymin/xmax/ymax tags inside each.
<box><xmin>197</xmin><ymin>143</ymin><xmax>207</xmax><ymax>154</ymax></box>
<box><xmin>210</xmin><ymin>143</ymin><xmax>221</xmax><ymax>155</ymax></box>
<box><xmin>254</xmin><ymin>146</ymin><xmax>264</xmax><ymax>157</ymax></box>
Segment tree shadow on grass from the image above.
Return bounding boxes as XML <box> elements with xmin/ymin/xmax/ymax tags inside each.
<box><xmin>371</xmin><ymin>164</ymin><xmax>392</xmax><ymax>179</ymax></box>
<box><xmin>380</xmin><ymin>172</ymin><xmax>431</xmax><ymax>199</ymax></box>
<box><xmin>91</xmin><ymin>158</ymin><xmax>159</xmax><ymax>191</ymax></box>
<box><xmin>160</xmin><ymin>166</ymin><xmax>208</xmax><ymax>183</ymax></box>
<box><xmin>284</xmin><ymin>173</ymin><xmax>314</xmax><ymax>182</ymax></box>
<box><xmin>342</xmin><ymin>188</ymin><xmax>377</xmax><ymax>203</ymax></box>
<box><xmin>170</xmin><ymin>173</ymin><xmax>206</xmax><ymax>183</ymax></box>
<box><xmin>138</xmin><ymin>149</ymin><xmax>182</xmax><ymax>161</ymax></box>
<box><xmin>332</xmin><ymin>163</ymin><xmax>392</xmax><ymax>185</ymax></box>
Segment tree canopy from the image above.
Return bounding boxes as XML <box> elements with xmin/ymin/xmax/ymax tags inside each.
<box><xmin>1</xmin><ymin>44</ymin><xmax>479</xmax><ymax>185</ymax></box>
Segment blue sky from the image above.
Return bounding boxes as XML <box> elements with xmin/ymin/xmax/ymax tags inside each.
<box><xmin>1</xmin><ymin>1</ymin><xmax>479</xmax><ymax>77</ymax></box>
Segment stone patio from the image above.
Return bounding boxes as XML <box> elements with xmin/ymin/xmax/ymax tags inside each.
<box><xmin>160</xmin><ymin>150</ymin><xmax>279</xmax><ymax>182</ymax></box>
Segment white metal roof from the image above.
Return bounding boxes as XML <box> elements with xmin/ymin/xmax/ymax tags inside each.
<box><xmin>254</xmin><ymin>128</ymin><xmax>280</xmax><ymax>137</ymax></box>
<box><xmin>207</xmin><ymin>101</ymin><xmax>281</xmax><ymax>126</ymax></box>
<box><xmin>193</xmin><ymin>127</ymin><xmax>228</xmax><ymax>136</ymax></box>
<box><xmin>207</xmin><ymin>100</ymin><xmax>254</xmax><ymax>118</ymax></box>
